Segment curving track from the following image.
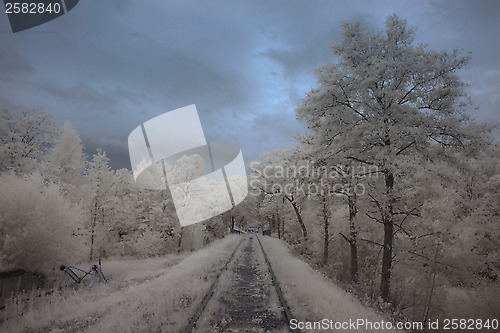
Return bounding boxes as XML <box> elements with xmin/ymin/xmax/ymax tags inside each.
<box><xmin>184</xmin><ymin>235</ymin><xmax>298</xmax><ymax>333</ymax></box>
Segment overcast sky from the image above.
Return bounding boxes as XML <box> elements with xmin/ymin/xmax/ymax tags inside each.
<box><xmin>1</xmin><ymin>0</ymin><xmax>499</xmax><ymax>170</ymax></box>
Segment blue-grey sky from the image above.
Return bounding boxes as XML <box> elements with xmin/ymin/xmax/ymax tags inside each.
<box><xmin>1</xmin><ymin>0</ymin><xmax>499</xmax><ymax>170</ymax></box>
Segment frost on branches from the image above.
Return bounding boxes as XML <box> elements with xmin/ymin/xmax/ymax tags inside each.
<box><xmin>295</xmin><ymin>15</ymin><xmax>494</xmax><ymax>302</ymax></box>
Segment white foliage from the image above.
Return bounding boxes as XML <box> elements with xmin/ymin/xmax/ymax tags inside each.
<box><xmin>0</xmin><ymin>109</ymin><xmax>59</xmax><ymax>174</ymax></box>
<box><xmin>0</xmin><ymin>172</ymin><xmax>85</xmax><ymax>276</ymax></box>
<box><xmin>46</xmin><ymin>121</ymin><xmax>86</xmax><ymax>184</ymax></box>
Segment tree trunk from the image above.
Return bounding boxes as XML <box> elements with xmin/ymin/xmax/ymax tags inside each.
<box><xmin>277</xmin><ymin>211</ymin><xmax>281</xmax><ymax>239</ymax></box>
<box><xmin>286</xmin><ymin>196</ymin><xmax>307</xmax><ymax>238</ymax></box>
<box><xmin>340</xmin><ymin>190</ymin><xmax>359</xmax><ymax>283</ymax></box>
<box><xmin>348</xmin><ymin>193</ymin><xmax>358</xmax><ymax>283</ymax></box>
<box><xmin>380</xmin><ymin>171</ymin><xmax>394</xmax><ymax>302</ymax></box>
<box><xmin>423</xmin><ymin>242</ymin><xmax>440</xmax><ymax>326</ymax></box>
<box><xmin>230</xmin><ymin>215</ymin><xmax>235</xmax><ymax>233</ymax></box>
<box><xmin>281</xmin><ymin>212</ymin><xmax>285</xmax><ymax>239</ymax></box>
<box><xmin>177</xmin><ymin>227</ymin><xmax>184</xmax><ymax>253</ymax></box>
<box><xmin>322</xmin><ymin>196</ymin><xmax>329</xmax><ymax>265</ymax></box>
<box><xmin>190</xmin><ymin>224</ymin><xmax>196</xmax><ymax>251</ymax></box>
<box><xmin>90</xmin><ymin>198</ymin><xmax>97</xmax><ymax>261</ymax></box>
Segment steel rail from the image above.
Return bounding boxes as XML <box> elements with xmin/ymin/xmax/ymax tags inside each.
<box><xmin>184</xmin><ymin>234</ymin><xmax>298</xmax><ymax>333</ymax></box>
<box><xmin>257</xmin><ymin>235</ymin><xmax>299</xmax><ymax>333</ymax></box>
<box><xmin>183</xmin><ymin>236</ymin><xmax>245</xmax><ymax>333</ymax></box>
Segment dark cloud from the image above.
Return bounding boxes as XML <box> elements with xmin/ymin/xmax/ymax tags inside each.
<box><xmin>40</xmin><ymin>82</ymin><xmax>115</xmax><ymax>111</ymax></box>
<box><xmin>0</xmin><ymin>45</ymin><xmax>36</xmax><ymax>77</ymax></box>
<box><xmin>258</xmin><ymin>44</ymin><xmax>329</xmax><ymax>81</ymax></box>
<box><xmin>1</xmin><ymin>0</ymin><xmax>498</xmax><ymax>169</ymax></box>
<box><xmin>38</xmin><ymin>81</ymin><xmax>160</xmax><ymax>115</ymax></box>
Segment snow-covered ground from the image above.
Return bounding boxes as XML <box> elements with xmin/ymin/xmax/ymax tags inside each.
<box><xmin>259</xmin><ymin>236</ymin><xmax>409</xmax><ymax>332</ymax></box>
<box><xmin>2</xmin><ymin>235</ymin><xmax>414</xmax><ymax>332</ymax></box>
<box><xmin>1</xmin><ymin>235</ymin><xmax>241</xmax><ymax>332</ymax></box>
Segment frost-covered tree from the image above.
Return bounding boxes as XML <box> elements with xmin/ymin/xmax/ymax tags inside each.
<box><xmin>0</xmin><ymin>108</ymin><xmax>59</xmax><ymax>174</ymax></box>
<box><xmin>250</xmin><ymin>146</ymin><xmax>309</xmax><ymax>239</ymax></box>
<box><xmin>296</xmin><ymin>15</ymin><xmax>492</xmax><ymax>301</ymax></box>
<box><xmin>45</xmin><ymin>121</ymin><xmax>87</xmax><ymax>201</ymax></box>
<box><xmin>330</xmin><ymin>162</ymin><xmax>362</xmax><ymax>281</ymax></box>
<box><xmin>232</xmin><ymin>191</ymin><xmax>260</xmax><ymax>233</ymax></box>
<box><xmin>430</xmin><ymin>147</ymin><xmax>500</xmax><ymax>286</ymax></box>
<box><xmin>299</xmin><ymin>134</ymin><xmax>367</xmax><ymax>280</ymax></box>
<box><xmin>46</xmin><ymin>121</ymin><xmax>86</xmax><ymax>182</ymax></box>
<box><xmin>0</xmin><ymin>172</ymin><xmax>85</xmax><ymax>277</ymax></box>
<box><xmin>84</xmin><ymin>148</ymin><xmax>116</xmax><ymax>261</ymax></box>
<box><xmin>99</xmin><ymin>168</ymin><xmax>143</xmax><ymax>257</ymax></box>
<box><xmin>256</xmin><ymin>190</ymin><xmax>284</xmax><ymax>235</ymax></box>
<box><xmin>164</xmin><ymin>154</ymin><xmax>206</xmax><ymax>249</ymax></box>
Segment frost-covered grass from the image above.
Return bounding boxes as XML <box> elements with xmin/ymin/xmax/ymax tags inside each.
<box><xmin>1</xmin><ymin>234</ymin><xmax>416</xmax><ymax>332</ymax></box>
<box><xmin>441</xmin><ymin>286</ymin><xmax>500</xmax><ymax>321</ymax></box>
<box><xmin>1</xmin><ymin>235</ymin><xmax>242</xmax><ymax>332</ymax></box>
<box><xmin>259</xmin><ymin>235</ymin><xmax>408</xmax><ymax>333</ymax></box>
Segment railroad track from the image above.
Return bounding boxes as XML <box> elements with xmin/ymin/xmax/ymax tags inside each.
<box><xmin>184</xmin><ymin>235</ymin><xmax>298</xmax><ymax>333</ymax></box>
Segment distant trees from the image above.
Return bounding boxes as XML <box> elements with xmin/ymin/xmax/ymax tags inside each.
<box><xmin>250</xmin><ymin>147</ymin><xmax>309</xmax><ymax>239</ymax></box>
<box><xmin>0</xmin><ymin>108</ymin><xmax>238</xmax><ymax>278</ymax></box>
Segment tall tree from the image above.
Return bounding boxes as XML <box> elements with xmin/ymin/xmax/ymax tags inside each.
<box><xmin>296</xmin><ymin>15</ymin><xmax>492</xmax><ymax>301</ymax></box>
<box><xmin>85</xmin><ymin>148</ymin><xmax>115</xmax><ymax>261</ymax></box>
<box><xmin>45</xmin><ymin>121</ymin><xmax>87</xmax><ymax>193</ymax></box>
<box><xmin>0</xmin><ymin>108</ymin><xmax>58</xmax><ymax>174</ymax></box>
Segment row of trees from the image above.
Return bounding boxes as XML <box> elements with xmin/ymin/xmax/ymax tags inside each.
<box><xmin>0</xmin><ymin>108</ymin><xmax>243</xmax><ymax>279</ymax></box>
<box><xmin>250</xmin><ymin>15</ymin><xmax>499</xmax><ymax>322</ymax></box>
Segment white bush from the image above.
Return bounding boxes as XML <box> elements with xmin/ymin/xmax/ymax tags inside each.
<box><xmin>0</xmin><ymin>172</ymin><xmax>85</xmax><ymax>277</ymax></box>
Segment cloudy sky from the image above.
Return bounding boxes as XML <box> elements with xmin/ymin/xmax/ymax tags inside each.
<box><xmin>1</xmin><ymin>0</ymin><xmax>499</xmax><ymax>170</ymax></box>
